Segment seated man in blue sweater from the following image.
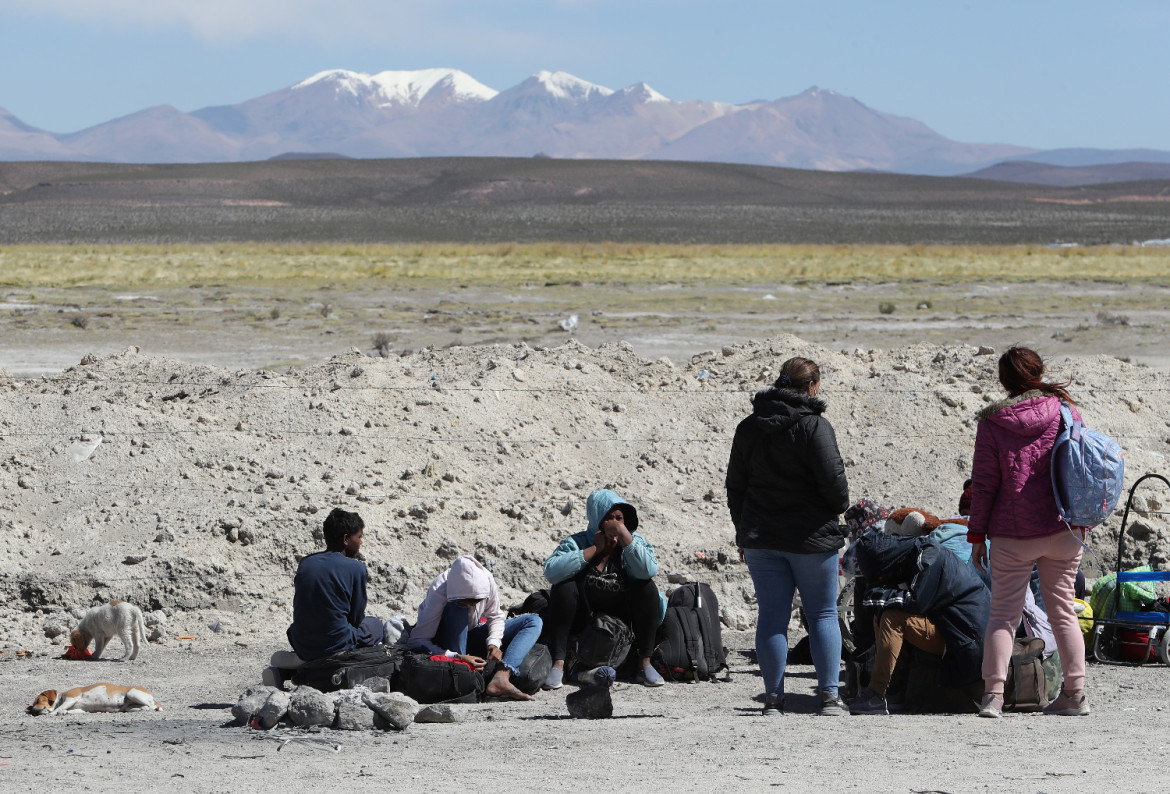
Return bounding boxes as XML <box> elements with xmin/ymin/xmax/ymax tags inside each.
<box><xmin>285</xmin><ymin>508</ymin><xmax>384</xmax><ymax>662</ymax></box>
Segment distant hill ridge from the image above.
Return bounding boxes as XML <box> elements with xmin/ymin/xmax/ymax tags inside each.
<box><xmin>2</xmin><ymin>69</ymin><xmax>1170</xmax><ymax>177</ymax></box>
<box><xmin>4</xmin><ymin>157</ymin><xmax>1170</xmax><ymax>246</ymax></box>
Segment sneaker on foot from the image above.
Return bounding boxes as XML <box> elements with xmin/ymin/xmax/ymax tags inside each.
<box><xmin>849</xmin><ymin>688</ymin><xmax>889</xmax><ymax>715</ymax></box>
<box><xmin>636</xmin><ymin>664</ymin><xmax>665</xmax><ymax>687</ymax></box>
<box><xmin>978</xmin><ymin>693</ymin><xmax>1003</xmax><ymax>718</ymax></box>
<box><xmin>819</xmin><ymin>690</ymin><xmax>848</xmax><ymax>716</ymax></box>
<box><xmin>543</xmin><ymin>667</ymin><xmax>564</xmax><ymax>690</ymax></box>
<box><xmin>1043</xmin><ymin>690</ymin><xmax>1090</xmax><ymax>716</ymax></box>
<box><xmin>761</xmin><ymin>693</ymin><xmax>784</xmax><ymax>716</ymax></box>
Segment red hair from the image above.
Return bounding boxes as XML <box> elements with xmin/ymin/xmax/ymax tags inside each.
<box><xmin>997</xmin><ymin>347</ymin><xmax>1076</xmax><ymax>405</ymax></box>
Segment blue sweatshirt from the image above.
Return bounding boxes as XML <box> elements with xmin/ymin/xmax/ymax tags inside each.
<box><xmin>543</xmin><ymin>489</ymin><xmax>667</xmax><ymax>626</ymax></box>
<box><xmin>288</xmin><ymin>550</ymin><xmax>369</xmax><ymax>661</ymax></box>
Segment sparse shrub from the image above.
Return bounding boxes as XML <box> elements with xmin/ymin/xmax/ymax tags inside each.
<box><xmin>70</xmin><ymin>315</ymin><xmax>88</xmax><ymax>329</ymax></box>
<box><xmin>1097</xmin><ymin>311</ymin><xmax>1130</xmax><ymax>326</ymax></box>
<box><xmin>319</xmin><ymin>302</ymin><xmax>333</xmax><ymax>318</ymax></box>
<box><xmin>1117</xmin><ymin>355</ymin><xmax>1132</xmax><ymax>363</ymax></box>
<box><xmin>269</xmin><ymin>308</ymin><xmax>280</xmax><ymax>320</ymax></box>
<box><xmin>878</xmin><ymin>302</ymin><xmax>896</xmax><ymax>315</ymax></box>
<box><xmin>372</xmin><ymin>332</ymin><xmax>392</xmax><ymax>357</ymax></box>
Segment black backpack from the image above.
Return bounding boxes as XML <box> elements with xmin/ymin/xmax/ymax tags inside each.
<box><xmin>396</xmin><ymin>653</ymin><xmax>485</xmax><ymax>704</ymax></box>
<box><xmin>574</xmin><ymin>613</ymin><xmax>635</xmax><ymax>670</ymax></box>
<box><xmin>290</xmin><ymin>643</ymin><xmax>406</xmax><ymax>692</ymax></box>
<box><xmin>653</xmin><ymin>582</ymin><xmax>729</xmax><ymax>681</ymax></box>
<box><xmin>508</xmin><ymin>589</ymin><xmax>550</xmax><ymax>618</ymax></box>
<box><xmin>510</xmin><ymin>642</ymin><xmax>553</xmax><ymax>695</ymax></box>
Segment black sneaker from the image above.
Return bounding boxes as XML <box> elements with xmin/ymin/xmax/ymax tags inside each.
<box><xmin>761</xmin><ymin>694</ymin><xmax>784</xmax><ymax>716</ymax></box>
<box><xmin>819</xmin><ymin>691</ymin><xmax>848</xmax><ymax>717</ymax></box>
<box><xmin>849</xmin><ymin>688</ymin><xmax>889</xmax><ymax>715</ymax></box>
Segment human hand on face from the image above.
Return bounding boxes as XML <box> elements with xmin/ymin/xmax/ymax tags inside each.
<box><xmin>592</xmin><ymin>528</ymin><xmax>612</xmax><ymax>557</ymax></box>
<box><xmin>600</xmin><ymin>508</ymin><xmax>633</xmax><ymax>547</ymax></box>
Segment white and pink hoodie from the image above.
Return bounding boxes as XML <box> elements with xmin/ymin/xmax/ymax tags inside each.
<box><xmin>409</xmin><ymin>555</ymin><xmax>505</xmax><ymax>657</ymax></box>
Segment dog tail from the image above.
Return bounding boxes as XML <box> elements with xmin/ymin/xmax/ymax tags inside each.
<box><xmin>137</xmin><ymin>609</ymin><xmax>148</xmax><ymax>644</ymax></box>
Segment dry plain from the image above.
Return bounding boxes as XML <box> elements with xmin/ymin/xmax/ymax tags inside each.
<box><xmin>2</xmin><ymin>244</ymin><xmax>1170</xmax><ymax>793</ymax></box>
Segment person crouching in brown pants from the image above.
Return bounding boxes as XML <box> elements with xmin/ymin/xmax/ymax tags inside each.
<box><xmin>847</xmin><ymin>530</ymin><xmax>989</xmax><ymax>715</ymax></box>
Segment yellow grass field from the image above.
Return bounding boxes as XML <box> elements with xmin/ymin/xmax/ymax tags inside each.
<box><xmin>3</xmin><ymin>243</ymin><xmax>1170</xmax><ymax>288</ymax></box>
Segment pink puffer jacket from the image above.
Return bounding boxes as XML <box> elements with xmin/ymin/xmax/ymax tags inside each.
<box><xmin>967</xmin><ymin>390</ymin><xmax>1080</xmax><ymax>544</ymax></box>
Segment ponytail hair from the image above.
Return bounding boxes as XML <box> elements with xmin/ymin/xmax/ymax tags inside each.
<box><xmin>775</xmin><ymin>357</ymin><xmax>821</xmax><ymax>394</ymax></box>
<box><xmin>997</xmin><ymin>346</ymin><xmax>1076</xmax><ymax>405</ymax></box>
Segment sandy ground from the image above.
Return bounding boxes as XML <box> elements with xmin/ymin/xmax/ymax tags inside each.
<box><xmin>3</xmin><ymin>280</ymin><xmax>1170</xmax><ymax>792</ymax></box>
<box><xmin>2</xmin><ymin>632</ymin><xmax>1169</xmax><ymax>793</ymax></box>
<box><xmin>3</xmin><ymin>279</ymin><xmax>1170</xmax><ymax>376</ymax></box>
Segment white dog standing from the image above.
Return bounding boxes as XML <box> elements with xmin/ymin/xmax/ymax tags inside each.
<box><xmin>71</xmin><ymin>601</ymin><xmax>148</xmax><ymax>661</ymax></box>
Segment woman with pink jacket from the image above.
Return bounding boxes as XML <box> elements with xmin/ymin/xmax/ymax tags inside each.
<box><xmin>969</xmin><ymin>347</ymin><xmax>1089</xmax><ymax>718</ymax></box>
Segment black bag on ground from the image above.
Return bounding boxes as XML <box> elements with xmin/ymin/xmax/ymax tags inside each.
<box><xmin>900</xmin><ymin>647</ymin><xmax>980</xmax><ymax>714</ymax></box>
<box><xmin>510</xmin><ymin>642</ymin><xmax>553</xmax><ymax>695</ymax></box>
<box><xmin>1004</xmin><ymin>636</ymin><xmax>1049</xmax><ymax>712</ymax></box>
<box><xmin>396</xmin><ymin>653</ymin><xmax>485</xmax><ymax>704</ymax></box>
<box><xmin>509</xmin><ymin>589</ymin><xmax>550</xmax><ymax>618</ymax></box>
<box><xmin>290</xmin><ymin>643</ymin><xmax>406</xmax><ymax>692</ymax></box>
<box><xmin>574</xmin><ymin>613</ymin><xmax>634</xmax><ymax>670</ymax></box>
<box><xmin>653</xmin><ymin>582</ymin><xmax>729</xmax><ymax>681</ymax></box>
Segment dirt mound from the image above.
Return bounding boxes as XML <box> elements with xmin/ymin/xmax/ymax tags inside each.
<box><xmin>2</xmin><ymin>337</ymin><xmax>1168</xmax><ymax>649</ymax></box>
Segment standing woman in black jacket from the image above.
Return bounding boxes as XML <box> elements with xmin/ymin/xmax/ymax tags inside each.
<box><xmin>726</xmin><ymin>357</ymin><xmax>851</xmax><ymax>716</ymax></box>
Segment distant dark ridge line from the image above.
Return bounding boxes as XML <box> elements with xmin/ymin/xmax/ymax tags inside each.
<box><xmin>3</xmin><ymin>157</ymin><xmax>1170</xmax><ymax>245</ymax></box>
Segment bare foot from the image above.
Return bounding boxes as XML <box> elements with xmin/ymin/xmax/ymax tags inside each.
<box><xmin>485</xmin><ymin>681</ymin><xmax>533</xmax><ymax>700</ymax></box>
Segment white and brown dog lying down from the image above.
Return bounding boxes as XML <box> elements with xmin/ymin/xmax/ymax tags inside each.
<box><xmin>27</xmin><ymin>684</ymin><xmax>162</xmax><ymax>715</ymax></box>
<box><xmin>71</xmin><ymin>601</ymin><xmax>148</xmax><ymax>661</ymax></box>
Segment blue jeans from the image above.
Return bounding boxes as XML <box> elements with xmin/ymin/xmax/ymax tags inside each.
<box><xmin>435</xmin><ymin>603</ymin><xmax>542</xmax><ymax>674</ymax></box>
<box><xmin>744</xmin><ymin>548</ymin><xmax>841</xmax><ymax>698</ymax></box>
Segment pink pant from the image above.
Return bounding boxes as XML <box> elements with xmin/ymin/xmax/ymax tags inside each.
<box><xmin>983</xmin><ymin>529</ymin><xmax>1086</xmax><ymax>693</ymax></box>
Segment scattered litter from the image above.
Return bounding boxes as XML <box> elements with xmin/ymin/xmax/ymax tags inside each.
<box><xmin>697</xmin><ymin>370</ymin><xmax>709</xmax><ymax>381</ymax></box>
<box><xmin>253</xmin><ymin>733</ymin><xmax>341</xmax><ymax>753</ymax></box>
<box><xmin>558</xmin><ymin>314</ymin><xmax>579</xmax><ymax>332</ymax></box>
<box><xmin>67</xmin><ymin>437</ymin><xmax>102</xmax><ymax>463</ymax></box>
<box><xmin>176</xmin><ymin>635</ymin><xmax>196</xmax><ymax>640</ymax></box>
<box><xmin>762</xmin><ymin>294</ymin><xmax>777</xmax><ymax>301</ymax></box>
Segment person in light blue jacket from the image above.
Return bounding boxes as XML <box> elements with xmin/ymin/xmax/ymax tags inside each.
<box><xmin>541</xmin><ymin>489</ymin><xmax>667</xmax><ymax>689</ymax></box>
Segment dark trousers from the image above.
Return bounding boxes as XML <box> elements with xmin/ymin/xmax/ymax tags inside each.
<box><xmin>543</xmin><ymin>574</ymin><xmax>660</xmax><ymax>661</ymax></box>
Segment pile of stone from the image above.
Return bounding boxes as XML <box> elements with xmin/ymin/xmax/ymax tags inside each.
<box><xmin>232</xmin><ymin>680</ymin><xmax>462</xmax><ymax>732</ymax></box>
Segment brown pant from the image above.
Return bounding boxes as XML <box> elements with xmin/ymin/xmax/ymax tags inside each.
<box><xmin>870</xmin><ymin>609</ymin><xmax>946</xmax><ymax>696</ymax></box>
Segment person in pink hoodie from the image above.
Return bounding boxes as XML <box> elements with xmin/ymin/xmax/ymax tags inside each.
<box><xmin>968</xmin><ymin>347</ymin><xmax>1089</xmax><ymax>718</ymax></box>
<box><xmin>409</xmin><ymin>555</ymin><xmax>542</xmax><ymax>700</ymax></box>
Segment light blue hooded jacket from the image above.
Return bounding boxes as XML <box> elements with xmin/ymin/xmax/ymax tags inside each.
<box><xmin>543</xmin><ymin>489</ymin><xmax>667</xmax><ymax>625</ymax></box>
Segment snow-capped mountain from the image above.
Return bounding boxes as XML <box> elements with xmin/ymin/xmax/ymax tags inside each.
<box><xmin>293</xmin><ymin>68</ymin><xmax>498</xmax><ymax>108</ymax></box>
<box><xmin>5</xmin><ymin>68</ymin><xmax>1152</xmax><ymax>174</ymax></box>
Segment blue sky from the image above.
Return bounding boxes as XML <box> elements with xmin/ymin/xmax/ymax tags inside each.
<box><xmin>2</xmin><ymin>0</ymin><xmax>1167</xmax><ymax>151</ymax></box>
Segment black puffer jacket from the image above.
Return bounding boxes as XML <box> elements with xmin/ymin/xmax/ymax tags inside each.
<box><xmin>725</xmin><ymin>387</ymin><xmax>850</xmax><ymax>553</ymax></box>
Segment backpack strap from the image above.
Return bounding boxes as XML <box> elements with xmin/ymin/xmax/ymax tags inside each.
<box><xmin>679</xmin><ymin>608</ymin><xmax>704</xmax><ymax>682</ymax></box>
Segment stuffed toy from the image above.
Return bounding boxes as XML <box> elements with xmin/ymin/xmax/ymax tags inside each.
<box><xmin>884</xmin><ymin>507</ymin><xmax>968</xmax><ymax>536</ymax></box>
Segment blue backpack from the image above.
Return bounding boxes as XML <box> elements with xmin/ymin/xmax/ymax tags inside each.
<box><xmin>1051</xmin><ymin>402</ymin><xmax>1124</xmax><ymax>528</ymax></box>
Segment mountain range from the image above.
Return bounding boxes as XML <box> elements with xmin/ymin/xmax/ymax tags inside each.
<box><xmin>3</xmin><ymin>68</ymin><xmax>1169</xmax><ymax>177</ymax></box>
